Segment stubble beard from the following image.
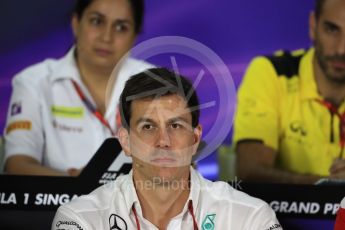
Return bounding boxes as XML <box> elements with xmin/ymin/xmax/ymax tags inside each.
<box><xmin>315</xmin><ymin>40</ymin><xmax>345</xmax><ymax>85</ymax></box>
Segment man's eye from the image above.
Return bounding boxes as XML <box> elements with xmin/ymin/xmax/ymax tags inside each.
<box><xmin>143</xmin><ymin>124</ymin><xmax>153</xmax><ymax>130</ymax></box>
<box><xmin>326</xmin><ymin>27</ymin><xmax>337</xmax><ymax>33</ymax></box>
<box><xmin>170</xmin><ymin>123</ymin><xmax>181</xmax><ymax>129</ymax></box>
<box><xmin>325</xmin><ymin>24</ymin><xmax>339</xmax><ymax>34</ymax></box>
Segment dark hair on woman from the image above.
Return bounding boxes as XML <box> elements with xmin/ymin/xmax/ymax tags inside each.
<box><xmin>120</xmin><ymin>68</ymin><xmax>200</xmax><ymax>130</ymax></box>
<box><xmin>73</xmin><ymin>0</ymin><xmax>144</xmax><ymax>33</ymax></box>
<box><xmin>315</xmin><ymin>0</ymin><xmax>326</xmax><ymax>20</ymax></box>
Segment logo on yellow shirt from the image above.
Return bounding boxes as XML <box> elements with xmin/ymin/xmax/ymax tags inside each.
<box><xmin>290</xmin><ymin>121</ymin><xmax>307</xmax><ymax>136</ymax></box>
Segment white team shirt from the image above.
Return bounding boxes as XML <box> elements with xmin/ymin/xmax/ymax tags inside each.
<box><xmin>52</xmin><ymin>168</ymin><xmax>282</xmax><ymax>230</ymax></box>
<box><xmin>4</xmin><ymin>48</ymin><xmax>153</xmax><ymax>172</ymax></box>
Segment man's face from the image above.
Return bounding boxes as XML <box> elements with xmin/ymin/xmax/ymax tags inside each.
<box><xmin>72</xmin><ymin>0</ymin><xmax>136</xmax><ymax>71</ymax></box>
<box><xmin>310</xmin><ymin>0</ymin><xmax>345</xmax><ymax>84</ymax></box>
<box><xmin>119</xmin><ymin>94</ymin><xmax>202</xmax><ymax>185</ymax></box>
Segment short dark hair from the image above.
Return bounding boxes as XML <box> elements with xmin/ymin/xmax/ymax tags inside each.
<box><xmin>120</xmin><ymin>68</ymin><xmax>200</xmax><ymax>130</ymax></box>
<box><xmin>315</xmin><ymin>0</ymin><xmax>326</xmax><ymax>20</ymax></box>
<box><xmin>73</xmin><ymin>0</ymin><xmax>144</xmax><ymax>34</ymax></box>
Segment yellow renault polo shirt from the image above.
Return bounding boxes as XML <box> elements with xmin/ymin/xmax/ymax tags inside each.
<box><xmin>233</xmin><ymin>48</ymin><xmax>345</xmax><ymax>176</ymax></box>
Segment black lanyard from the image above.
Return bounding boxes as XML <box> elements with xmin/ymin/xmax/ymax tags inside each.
<box><xmin>316</xmin><ymin>99</ymin><xmax>345</xmax><ymax>158</ymax></box>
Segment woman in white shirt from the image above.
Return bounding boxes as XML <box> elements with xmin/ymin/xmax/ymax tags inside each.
<box><xmin>4</xmin><ymin>0</ymin><xmax>152</xmax><ymax>176</ymax></box>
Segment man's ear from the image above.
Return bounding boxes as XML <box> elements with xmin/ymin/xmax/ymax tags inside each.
<box><xmin>71</xmin><ymin>14</ymin><xmax>79</xmax><ymax>38</ymax></box>
<box><xmin>118</xmin><ymin>127</ymin><xmax>131</xmax><ymax>156</ymax></box>
<box><xmin>191</xmin><ymin>124</ymin><xmax>202</xmax><ymax>156</ymax></box>
<box><xmin>309</xmin><ymin>12</ymin><xmax>317</xmax><ymax>42</ymax></box>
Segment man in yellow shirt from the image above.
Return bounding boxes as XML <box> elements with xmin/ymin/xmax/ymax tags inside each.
<box><xmin>233</xmin><ymin>0</ymin><xmax>345</xmax><ymax>184</ymax></box>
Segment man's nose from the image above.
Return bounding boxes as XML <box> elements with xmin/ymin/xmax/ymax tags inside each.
<box><xmin>336</xmin><ymin>34</ymin><xmax>345</xmax><ymax>56</ymax></box>
<box><xmin>156</xmin><ymin>128</ymin><xmax>171</xmax><ymax>148</ymax></box>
